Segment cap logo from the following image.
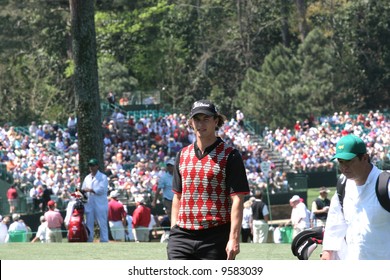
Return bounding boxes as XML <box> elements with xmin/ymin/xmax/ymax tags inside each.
<box><xmin>189</xmin><ymin>100</ymin><xmax>218</xmax><ymax>118</ymax></box>
<box><xmin>338</xmin><ymin>145</ymin><xmax>344</xmax><ymax>150</ymax></box>
<box><xmin>193</xmin><ymin>101</ymin><xmax>211</xmax><ymax>109</ymax></box>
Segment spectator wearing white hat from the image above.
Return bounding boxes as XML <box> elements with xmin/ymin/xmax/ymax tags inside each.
<box><xmin>289</xmin><ymin>195</ymin><xmax>310</xmax><ymax>239</ymax></box>
<box><xmin>31</xmin><ymin>216</ymin><xmax>47</xmax><ymax>243</ymax></box>
<box><xmin>8</xmin><ymin>214</ymin><xmax>27</xmax><ymax>232</ymax></box>
<box><xmin>6</xmin><ymin>214</ymin><xmax>28</xmax><ymax>242</ymax></box>
<box><xmin>108</xmin><ymin>190</ymin><xmax>127</xmax><ymax>241</ymax></box>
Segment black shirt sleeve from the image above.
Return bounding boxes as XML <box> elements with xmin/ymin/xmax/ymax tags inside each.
<box><xmin>172</xmin><ymin>151</ymin><xmax>182</xmax><ymax>194</ymax></box>
<box><xmin>226</xmin><ymin>149</ymin><xmax>250</xmax><ymax>194</ymax></box>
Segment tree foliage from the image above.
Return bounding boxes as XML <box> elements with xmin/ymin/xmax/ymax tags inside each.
<box><xmin>0</xmin><ymin>0</ymin><xmax>72</xmax><ymax>125</ymax></box>
<box><xmin>0</xmin><ymin>0</ymin><xmax>389</xmax><ymax>129</ymax></box>
<box><xmin>238</xmin><ymin>44</ymin><xmax>301</xmax><ymax>129</ymax></box>
<box><xmin>333</xmin><ymin>0</ymin><xmax>390</xmax><ymax>111</ymax></box>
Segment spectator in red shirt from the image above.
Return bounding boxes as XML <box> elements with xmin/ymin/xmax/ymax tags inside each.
<box><xmin>132</xmin><ymin>196</ymin><xmax>151</xmax><ymax>242</ymax></box>
<box><xmin>294</xmin><ymin>120</ymin><xmax>301</xmax><ymax>136</ymax></box>
<box><xmin>108</xmin><ymin>190</ymin><xmax>127</xmax><ymax>241</ymax></box>
<box><xmin>6</xmin><ymin>185</ymin><xmax>18</xmax><ymax>214</ymax></box>
<box><xmin>35</xmin><ymin>158</ymin><xmax>44</xmax><ymax>169</ymax></box>
<box><xmin>44</xmin><ymin>200</ymin><xmax>64</xmax><ymax>243</ymax></box>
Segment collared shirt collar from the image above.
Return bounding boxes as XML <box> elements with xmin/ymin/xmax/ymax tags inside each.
<box><xmin>194</xmin><ymin>137</ymin><xmax>223</xmax><ymax>159</ymax></box>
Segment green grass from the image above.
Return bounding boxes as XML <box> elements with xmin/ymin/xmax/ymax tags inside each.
<box><xmin>0</xmin><ymin>188</ymin><xmax>330</xmax><ymax>261</ymax></box>
<box><xmin>0</xmin><ymin>242</ymin><xmax>324</xmax><ymax>260</ymax></box>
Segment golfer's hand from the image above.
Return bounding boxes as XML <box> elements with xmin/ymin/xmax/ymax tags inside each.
<box><xmin>226</xmin><ymin>239</ymin><xmax>240</xmax><ymax>260</ymax></box>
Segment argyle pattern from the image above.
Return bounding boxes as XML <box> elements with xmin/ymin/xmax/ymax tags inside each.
<box><xmin>177</xmin><ymin>142</ymin><xmax>234</xmax><ymax>230</ymax></box>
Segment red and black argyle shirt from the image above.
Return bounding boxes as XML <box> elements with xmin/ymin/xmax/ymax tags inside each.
<box><xmin>174</xmin><ymin>139</ymin><xmax>249</xmax><ymax>230</ymax></box>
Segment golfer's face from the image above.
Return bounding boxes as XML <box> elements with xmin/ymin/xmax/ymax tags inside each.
<box><xmin>191</xmin><ymin>114</ymin><xmax>217</xmax><ymax>137</ymax></box>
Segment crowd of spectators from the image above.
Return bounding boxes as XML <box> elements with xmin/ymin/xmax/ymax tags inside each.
<box><xmin>0</xmin><ymin>107</ymin><xmax>389</xmax><ymax>215</ymax></box>
<box><xmin>263</xmin><ymin>110</ymin><xmax>389</xmax><ymax>172</ymax></box>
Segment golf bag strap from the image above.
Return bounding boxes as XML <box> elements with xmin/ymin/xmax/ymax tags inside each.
<box><xmin>337</xmin><ymin>171</ymin><xmax>390</xmax><ymax>213</ymax></box>
<box><xmin>375</xmin><ymin>171</ymin><xmax>390</xmax><ymax>212</ymax></box>
<box><xmin>336</xmin><ymin>176</ymin><xmax>347</xmax><ymax>212</ymax></box>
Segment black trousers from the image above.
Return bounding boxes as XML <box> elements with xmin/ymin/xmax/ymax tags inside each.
<box><xmin>241</xmin><ymin>227</ymin><xmax>252</xmax><ymax>243</ymax></box>
<box><xmin>167</xmin><ymin>223</ymin><xmax>230</xmax><ymax>260</ymax></box>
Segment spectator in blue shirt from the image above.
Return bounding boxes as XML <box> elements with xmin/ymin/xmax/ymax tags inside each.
<box><xmin>152</xmin><ymin>158</ymin><xmax>175</xmax><ymax>223</ymax></box>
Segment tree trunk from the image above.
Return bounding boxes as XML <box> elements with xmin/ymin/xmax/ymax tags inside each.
<box><xmin>69</xmin><ymin>0</ymin><xmax>103</xmax><ymax>181</ymax></box>
<box><xmin>280</xmin><ymin>0</ymin><xmax>290</xmax><ymax>47</ymax></box>
<box><xmin>295</xmin><ymin>0</ymin><xmax>309</xmax><ymax>42</ymax></box>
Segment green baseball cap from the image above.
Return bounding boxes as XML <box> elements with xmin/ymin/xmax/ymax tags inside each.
<box><xmin>331</xmin><ymin>134</ymin><xmax>366</xmax><ymax>161</ymax></box>
<box><xmin>88</xmin><ymin>158</ymin><xmax>99</xmax><ymax>166</ymax></box>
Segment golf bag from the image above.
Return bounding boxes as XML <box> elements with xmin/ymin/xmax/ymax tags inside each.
<box><xmin>67</xmin><ymin>198</ymin><xmax>89</xmax><ymax>242</ymax></box>
<box><xmin>291</xmin><ymin>226</ymin><xmax>324</xmax><ymax>260</ymax></box>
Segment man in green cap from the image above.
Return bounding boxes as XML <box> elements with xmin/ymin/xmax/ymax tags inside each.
<box><xmin>81</xmin><ymin>158</ymin><xmax>109</xmax><ymax>242</ymax></box>
<box><xmin>321</xmin><ymin>134</ymin><xmax>390</xmax><ymax>260</ymax></box>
